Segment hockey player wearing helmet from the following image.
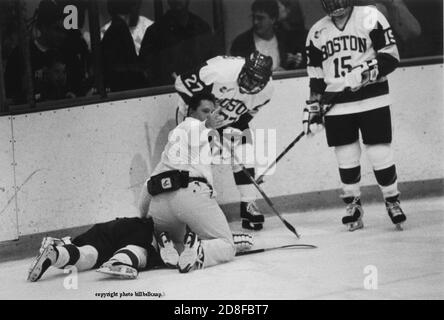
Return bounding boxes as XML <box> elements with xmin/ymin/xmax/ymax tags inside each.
<box><xmin>304</xmin><ymin>0</ymin><xmax>406</xmax><ymax>231</ymax></box>
<box><xmin>238</xmin><ymin>51</ymin><xmax>273</xmax><ymax>94</ymax></box>
<box><xmin>321</xmin><ymin>0</ymin><xmax>353</xmax><ymax>18</ymax></box>
<box><xmin>175</xmin><ymin>51</ymin><xmax>274</xmax><ymax>231</ymax></box>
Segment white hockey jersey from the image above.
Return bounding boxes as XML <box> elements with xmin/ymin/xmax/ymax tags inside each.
<box><xmin>306</xmin><ymin>6</ymin><xmax>400</xmax><ymax>115</ymax></box>
<box><xmin>175</xmin><ymin>56</ymin><xmax>274</xmax><ymax>128</ymax></box>
<box><xmin>150</xmin><ymin>117</ymin><xmax>214</xmax><ymax>187</ymax></box>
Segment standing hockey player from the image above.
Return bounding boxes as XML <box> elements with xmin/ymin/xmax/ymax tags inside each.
<box><xmin>304</xmin><ymin>0</ymin><xmax>407</xmax><ymax>231</ymax></box>
<box><xmin>27</xmin><ymin>217</ymin><xmax>161</xmax><ymax>281</ymax></box>
<box><xmin>175</xmin><ymin>51</ymin><xmax>274</xmax><ymax>231</ymax></box>
<box><xmin>141</xmin><ymin>93</ymin><xmax>237</xmax><ymax>273</ymax></box>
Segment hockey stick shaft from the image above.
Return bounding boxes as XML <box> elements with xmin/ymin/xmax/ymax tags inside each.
<box><xmin>236</xmin><ymin>161</ymin><xmax>301</xmax><ymax>239</ymax></box>
<box><xmin>255</xmin><ymin>96</ymin><xmax>341</xmax><ymax>185</ymax></box>
<box><xmin>256</xmin><ymin>131</ymin><xmax>305</xmax><ymax>184</ymax></box>
<box><xmin>236</xmin><ymin>244</ymin><xmax>317</xmax><ymax>256</ymax></box>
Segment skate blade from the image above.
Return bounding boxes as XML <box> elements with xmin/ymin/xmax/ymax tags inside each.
<box><xmin>27</xmin><ymin>246</ymin><xmax>54</xmax><ymax>282</ymax></box>
<box><xmin>96</xmin><ymin>267</ymin><xmax>137</xmax><ymax>279</ymax></box>
<box><xmin>242</xmin><ymin>219</ymin><xmax>263</xmax><ymax>231</ymax></box>
<box><xmin>160</xmin><ymin>248</ymin><xmax>179</xmax><ymax>268</ymax></box>
<box><xmin>347</xmin><ymin>221</ymin><xmax>364</xmax><ymax>232</ymax></box>
<box><xmin>178</xmin><ymin>250</ymin><xmax>198</xmax><ymax>273</ymax></box>
<box><xmin>395</xmin><ymin>223</ymin><xmax>404</xmax><ymax>231</ymax></box>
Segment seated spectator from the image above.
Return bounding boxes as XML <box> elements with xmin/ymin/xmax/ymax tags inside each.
<box><xmin>59</xmin><ymin>0</ymin><xmax>92</xmax><ymax>97</ymax></box>
<box><xmin>139</xmin><ymin>0</ymin><xmax>216</xmax><ymax>86</ymax></box>
<box><xmin>388</xmin><ymin>0</ymin><xmax>442</xmax><ymax>58</ymax></box>
<box><xmin>230</xmin><ymin>0</ymin><xmax>304</xmax><ymax>71</ymax></box>
<box><xmin>356</xmin><ymin>0</ymin><xmax>422</xmax><ymax>58</ymax></box>
<box><xmin>276</xmin><ymin>0</ymin><xmax>307</xmax><ymax>68</ymax></box>
<box><xmin>0</xmin><ymin>0</ymin><xmax>19</xmax><ymax>70</ymax></box>
<box><xmin>4</xmin><ymin>0</ymin><xmax>87</xmax><ymax>103</ymax></box>
<box><xmin>39</xmin><ymin>50</ymin><xmax>76</xmax><ymax>101</ymax></box>
<box><xmin>101</xmin><ymin>0</ymin><xmax>153</xmax><ymax>56</ymax></box>
<box><xmin>101</xmin><ymin>0</ymin><xmax>147</xmax><ymax>92</ymax></box>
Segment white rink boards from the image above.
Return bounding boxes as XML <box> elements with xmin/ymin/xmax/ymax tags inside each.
<box><xmin>0</xmin><ymin>64</ymin><xmax>442</xmax><ymax>239</ymax></box>
<box><xmin>0</xmin><ymin>116</ymin><xmax>17</xmax><ymax>241</ymax></box>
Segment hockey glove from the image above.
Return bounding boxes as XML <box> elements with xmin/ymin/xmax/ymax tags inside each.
<box><xmin>344</xmin><ymin>59</ymin><xmax>379</xmax><ymax>92</ymax></box>
<box><xmin>232</xmin><ymin>233</ymin><xmax>254</xmax><ymax>253</ymax></box>
<box><xmin>303</xmin><ymin>100</ymin><xmax>324</xmax><ymax>136</ymax></box>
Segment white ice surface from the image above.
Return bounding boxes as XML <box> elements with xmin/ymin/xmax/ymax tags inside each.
<box><xmin>1</xmin><ymin>197</ymin><xmax>443</xmax><ymax>300</ymax></box>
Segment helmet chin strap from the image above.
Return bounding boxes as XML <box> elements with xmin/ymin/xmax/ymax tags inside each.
<box><xmin>330</xmin><ymin>8</ymin><xmax>347</xmax><ymax>17</ymax></box>
<box><xmin>329</xmin><ymin>6</ymin><xmax>352</xmax><ymax>20</ymax></box>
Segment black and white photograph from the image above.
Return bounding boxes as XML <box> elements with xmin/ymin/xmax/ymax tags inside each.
<box><xmin>0</xmin><ymin>0</ymin><xmax>443</xmax><ymax>305</ymax></box>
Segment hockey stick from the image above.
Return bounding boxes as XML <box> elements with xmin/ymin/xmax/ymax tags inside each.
<box><xmin>256</xmin><ymin>131</ymin><xmax>305</xmax><ymax>184</ymax></box>
<box><xmin>234</xmin><ymin>155</ymin><xmax>301</xmax><ymax>239</ymax></box>
<box><xmin>255</xmin><ymin>92</ymin><xmax>344</xmax><ymax>185</ymax></box>
<box><xmin>236</xmin><ymin>243</ymin><xmax>317</xmax><ymax>256</ymax></box>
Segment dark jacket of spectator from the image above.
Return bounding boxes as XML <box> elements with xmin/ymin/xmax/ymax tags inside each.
<box><xmin>4</xmin><ymin>0</ymin><xmax>86</xmax><ymax>103</ymax></box>
<box><xmin>230</xmin><ymin>27</ymin><xmax>306</xmax><ymax>70</ymax></box>
<box><xmin>102</xmin><ymin>15</ymin><xmax>146</xmax><ymax>92</ymax></box>
<box><xmin>61</xmin><ymin>29</ymin><xmax>91</xmax><ymax>96</ymax></box>
<box><xmin>5</xmin><ymin>42</ymin><xmax>75</xmax><ymax>103</ymax></box>
<box><xmin>232</xmin><ymin>28</ymin><xmax>284</xmax><ymax>69</ymax></box>
<box><xmin>139</xmin><ymin>10</ymin><xmax>215</xmax><ymax>86</ymax></box>
<box><xmin>231</xmin><ymin>0</ymin><xmax>306</xmax><ymax>71</ymax></box>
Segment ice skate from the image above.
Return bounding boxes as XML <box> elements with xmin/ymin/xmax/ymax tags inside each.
<box><xmin>232</xmin><ymin>233</ymin><xmax>254</xmax><ymax>253</ymax></box>
<box><xmin>341</xmin><ymin>197</ymin><xmax>364</xmax><ymax>231</ymax></box>
<box><xmin>157</xmin><ymin>232</ymin><xmax>179</xmax><ymax>268</ymax></box>
<box><xmin>241</xmin><ymin>201</ymin><xmax>264</xmax><ymax>231</ymax></box>
<box><xmin>385</xmin><ymin>196</ymin><xmax>407</xmax><ymax>231</ymax></box>
<box><xmin>27</xmin><ymin>245</ymin><xmax>58</xmax><ymax>282</ymax></box>
<box><xmin>97</xmin><ymin>260</ymin><xmax>138</xmax><ymax>279</ymax></box>
<box><xmin>39</xmin><ymin>236</ymin><xmax>71</xmax><ymax>253</ymax></box>
<box><xmin>178</xmin><ymin>232</ymin><xmax>204</xmax><ymax>273</ymax></box>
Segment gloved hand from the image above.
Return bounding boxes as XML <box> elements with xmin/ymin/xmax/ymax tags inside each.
<box><xmin>344</xmin><ymin>59</ymin><xmax>379</xmax><ymax>92</ymax></box>
<box><xmin>302</xmin><ymin>100</ymin><xmax>324</xmax><ymax>136</ymax></box>
<box><xmin>205</xmin><ymin>106</ymin><xmax>225</xmax><ymax>129</ymax></box>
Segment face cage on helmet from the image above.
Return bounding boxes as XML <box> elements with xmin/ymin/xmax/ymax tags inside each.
<box><xmin>321</xmin><ymin>0</ymin><xmax>352</xmax><ymax>17</ymax></box>
<box><xmin>238</xmin><ymin>71</ymin><xmax>268</xmax><ymax>94</ymax></box>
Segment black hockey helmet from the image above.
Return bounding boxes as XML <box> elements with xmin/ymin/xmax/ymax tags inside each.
<box><xmin>321</xmin><ymin>0</ymin><xmax>353</xmax><ymax>17</ymax></box>
<box><xmin>238</xmin><ymin>51</ymin><xmax>273</xmax><ymax>94</ymax></box>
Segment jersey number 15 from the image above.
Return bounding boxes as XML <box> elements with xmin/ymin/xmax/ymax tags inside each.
<box><xmin>333</xmin><ymin>55</ymin><xmax>352</xmax><ymax>78</ymax></box>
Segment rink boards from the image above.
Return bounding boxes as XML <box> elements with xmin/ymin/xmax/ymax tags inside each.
<box><xmin>0</xmin><ymin>64</ymin><xmax>442</xmax><ymax>241</ymax></box>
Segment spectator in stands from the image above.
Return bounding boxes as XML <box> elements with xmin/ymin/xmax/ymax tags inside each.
<box><xmin>0</xmin><ymin>0</ymin><xmax>19</xmax><ymax>70</ymax></box>
<box><xmin>389</xmin><ymin>0</ymin><xmax>442</xmax><ymax>58</ymax></box>
<box><xmin>101</xmin><ymin>0</ymin><xmax>147</xmax><ymax>92</ymax></box>
<box><xmin>356</xmin><ymin>0</ymin><xmax>422</xmax><ymax>58</ymax></box>
<box><xmin>4</xmin><ymin>0</ymin><xmax>86</xmax><ymax>103</ymax></box>
<box><xmin>275</xmin><ymin>0</ymin><xmax>307</xmax><ymax>69</ymax></box>
<box><xmin>101</xmin><ymin>0</ymin><xmax>153</xmax><ymax>56</ymax></box>
<box><xmin>139</xmin><ymin>0</ymin><xmax>215</xmax><ymax>86</ymax></box>
<box><xmin>39</xmin><ymin>50</ymin><xmax>76</xmax><ymax>101</ymax></box>
<box><xmin>59</xmin><ymin>0</ymin><xmax>92</xmax><ymax>97</ymax></box>
<box><xmin>230</xmin><ymin>0</ymin><xmax>304</xmax><ymax>71</ymax></box>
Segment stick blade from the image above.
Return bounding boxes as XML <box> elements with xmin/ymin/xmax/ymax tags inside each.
<box><xmin>283</xmin><ymin>219</ymin><xmax>300</xmax><ymax>238</ymax></box>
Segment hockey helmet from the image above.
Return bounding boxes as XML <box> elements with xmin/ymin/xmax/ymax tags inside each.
<box><xmin>321</xmin><ymin>0</ymin><xmax>353</xmax><ymax>17</ymax></box>
<box><xmin>238</xmin><ymin>51</ymin><xmax>273</xmax><ymax>94</ymax></box>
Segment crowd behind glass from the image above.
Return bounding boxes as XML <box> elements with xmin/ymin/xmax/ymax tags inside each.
<box><xmin>0</xmin><ymin>0</ymin><xmax>442</xmax><ymax>106</ymax></box>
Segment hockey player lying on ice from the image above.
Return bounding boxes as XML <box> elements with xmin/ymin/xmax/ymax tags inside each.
<box><xmin>28</xmin><ymin>94</ymin><xmax>253</xmax><ymax>281</ymax></box>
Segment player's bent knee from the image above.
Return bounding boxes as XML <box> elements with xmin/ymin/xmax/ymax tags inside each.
<box><xmin>334</xmin><ymin>141</ymin><xmax>361</xmax><ymax>168</ymax></box>
<box><xmin>365</xmin><ymin>144</ymin><xmax>394</xmax><ymax>170</ymax></box>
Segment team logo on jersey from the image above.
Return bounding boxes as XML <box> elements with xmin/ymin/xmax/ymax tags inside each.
<box><xmin>314</xmin><ymin>28</ymin><xmax>326</xmax><ymax>39</ymax></box>
<box><xmin>321</xmin><ymin>36</ymin><xmax>367</xmax><ymax>60</ymax></box>
<box><xmin>219</xmin><ymin>86</ymin><xmax>235</xmax><ymax>94</ymax></box>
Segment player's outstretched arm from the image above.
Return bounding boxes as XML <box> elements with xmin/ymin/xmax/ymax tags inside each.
<box><xmin>137</xmin><ymin>182</ymin><xmax>152</xmax><ymax>218</ymax></box>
